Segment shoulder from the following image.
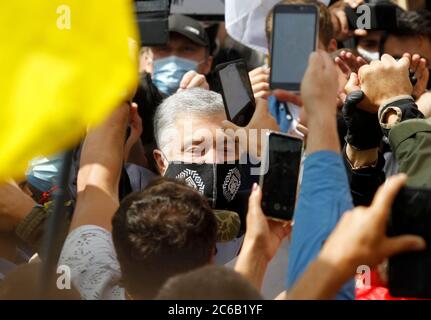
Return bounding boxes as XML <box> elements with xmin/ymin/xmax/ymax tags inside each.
<box><xmin>59</xmin><ymin>225</ymin><xmax>123</xmax><ymax>300</ymax></box>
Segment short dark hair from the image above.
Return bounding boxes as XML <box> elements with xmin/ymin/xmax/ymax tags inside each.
<box><xmin>265</xmin><ymin>0</ymin><xmax>334</xmax><ymax>47</ymax></box>
<box><xmin>156</xmin><ymin>265</ymin><xmax>263</xmax><ymax>300</ymax></box>
<box><xmin>111</xmin><ymin>177</ymin><xmax>217</xmax><ymax>299</ymax></box>
<box><xmin>390</xmin><ymin>10</ymin><xmax>431</xmax><ymax>41</ymax></box>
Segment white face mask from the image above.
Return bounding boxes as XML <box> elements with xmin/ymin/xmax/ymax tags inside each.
<box><xmin>357</xmin><ymin>47</ymin><xmax>380</xmax><ymax>62</ymax></box>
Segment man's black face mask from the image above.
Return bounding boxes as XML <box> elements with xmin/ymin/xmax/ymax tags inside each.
<box><xmin>164</xmin><ymin>162</ymin><xmax>243</xmax><ymax>209</ymax></box>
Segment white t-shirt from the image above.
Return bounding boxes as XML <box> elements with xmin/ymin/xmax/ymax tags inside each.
<box><xmin>59</xmin><ymin>225</ymin><xmax>125</xmax><ymax>300</ymax></box>
<box><xmin>59</xmin><ymin>225</ymin><xmax>243</xmax><ymax>299</ymax></box>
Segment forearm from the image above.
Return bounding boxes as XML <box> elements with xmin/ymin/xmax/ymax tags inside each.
<box><xmin>306</xmin><ymin>113</ymin><xmax>340</xmax><ymax>154</ymax></box>
<box><xmin>286</xmin><ymin>151</ymin><xmax>355</xmax><ymax>299</ymax></box>
<box><xmin>71</xmin><ymin>103</ymin><xmax>129</xmax><ymax>231</ymax></box>
<box><xmin>234</xmin><ymin>238</ymin><xmax>269</xmax><ymax>291</ymax></box>
<box><xmin>78</xmin><ymin>103</ymin><xmax>129</xmax><ymax>196</ymax></box>
<box><xmin>286</xmin><ymin>256</ymin><xmax>352</xmax><ymax>300</ymax></box>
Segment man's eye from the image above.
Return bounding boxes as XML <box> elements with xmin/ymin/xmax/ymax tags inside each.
<box><xmin>182</xmin><ymin>46</ymin><xmax>196</xmax><ymax>53</ymax></box>
<box><xmin>362</xmin><ymin>41</ymin><xmax>378</xmax><ymax>49</ymax></box>
<box><xmin>186</xmin><ymin>147</ymin><xmax>203</xmax><ymax>156</ymax></box>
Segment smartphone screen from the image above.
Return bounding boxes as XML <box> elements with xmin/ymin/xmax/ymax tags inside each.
<box><xmin>270</xmin><ymin>4</ymin><xmax>318</xmax><ymax>91</ymax></box>
<box><xmin>217</xmin><ymin>60</ymin><xmax>256</xmax><ymax>127</ymax></box>
<box><xmin>259</xmin><ymin>132</ymin><xmax>303</xmax><ymax>221</ymax></box>
<box><xmin>387</xmin><ymin>187</ymin><xmax>431</xmax><ymax>298</ymax></box>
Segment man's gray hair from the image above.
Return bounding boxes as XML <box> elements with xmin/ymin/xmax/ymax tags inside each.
<box><xmin>154</xmin><ymin>88</ymin><xmax>225</xmax><ymax>148</ymax></box>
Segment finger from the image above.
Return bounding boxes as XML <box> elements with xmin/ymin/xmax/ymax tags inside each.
<box><xmin>268</xmin><ymin>219</ymin><xmax>292</xmax><ymax>239</ymax></box>
<box><xmin>381</xmin><ymin>53</ymin><xmax>397</xmax><ymax>64</ymax></box>
<box><xmin>249</xmin><ymin>66</ymin><xmax>269</xmax><ymax>78</ymax></box>
<box><xmin>186</xmin><ymin>74</ymin><xmax>207</xmax><ymax>89</ymax></box>
<box><xmin>335</xmin><ymin>57</ymin><xmax>352</xmax><ymax>76</ymax></box>
<box><xmin>129</xmin><ymin>102</ymin><xmax>138</xmax><ymax>122</ymax></box>
<box><xmin>345</xmin><ymin>72</ymin><xmax>361</xmax><ymax>94</ymax></box>
<box><xmin>411</xmin><ymin>54</ymin><xmax>421</xmax><ymax>72</ymax></box>
<box><xmin>221</xmin><ymin>119</ymin><xmax>240</xmax><ymax>133</ymax></box>
<box><xmin>416</xmin><ymin>59</ymin><xmax>428</xmax><ymax>80</ymax></box>
<box><xmin>371</xmin><ymin>173</ymin><xmax>408</xmax><ymax>218</ymax></box>
<box><xmin>254</xmin><ymin>90</ymin><xmax>271</xmax><ymax>100</ymax></box>
<box><xmin>340</xmin><ymin>50</ymin><xmax>347</xmax><ymax>59</ymax></box>
<box><xmin>397</xmin><ymin>55</ymin><xmax>411</xmax><ymax>70</ymax></box>
<box><xmin>179</xmin><ymin>70</ymin><xmax>196</xmax><ymax>89</ymax></box>
<box><xmin>248</xmin><ymin>183</ymin><xmax>263</xmax><ymax>215</ymax></box>
<box><xmin>272</xmin><ymin>89</ymin><xmax>303</xmax><ymax>106</ymax></box>
<box><xmin>252</xmin><ymin>82</ymin><xmax>270</xmax><ymax>94</ymax></box>
<box><xmin>250</xmin><ymin>73</ymin><xmax>270</xmax><ymax>86</ymax></box>
<box><xmin>296</xmin><ymin>124</ymin><xmax>309</xmax><ymax>137</ymax></box>
<box><xmin>356</xmin><ymin>56</ymin><xmax>368</xmax><ymax>67</ymax></box>
<box><xmin>402</xmin><ymin>52</ymin><xmax>412</xmax><ymax>61</ymax></box>
<box><xmin>382</xmin><ymin>235</ymin><xmax>426</xmax><ymax>258</ymax></box>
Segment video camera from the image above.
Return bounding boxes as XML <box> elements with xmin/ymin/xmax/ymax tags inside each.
<box><xmin>135</xmin><ymin>0</ymin><xmax>170</xmax><ymax>46</ymax></box>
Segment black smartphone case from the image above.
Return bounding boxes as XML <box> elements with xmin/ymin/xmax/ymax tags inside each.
<box><xmin>387</xmin><ymin>186</ymin><xmax>431</xmax><ymax>298</ymax></box>
<box><xmin>214</xmin><ymin>59</ymin><xmax>255</xmax><ymax>127</ymax></box>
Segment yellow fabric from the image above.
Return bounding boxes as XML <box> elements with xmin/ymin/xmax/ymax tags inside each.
<box><xmin>0</xmin><ymin>0</ymin><xmax>138</xmax><ymax>181</ymax></box>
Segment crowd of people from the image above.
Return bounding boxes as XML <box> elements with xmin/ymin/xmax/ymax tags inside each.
<box><xmin>1</xmin><ymin>0</ymin><xmax>431</xmax><ymax>300</ymax></box>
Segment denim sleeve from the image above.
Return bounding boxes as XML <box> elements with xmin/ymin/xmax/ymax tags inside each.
<box><xmin>286</xmin><ymin>151</ymin><xmax>355</xmax><ymax>300</ymax></box>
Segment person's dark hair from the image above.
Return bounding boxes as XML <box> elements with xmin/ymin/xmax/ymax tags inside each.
<box><xmin>111</xmin><ymin>177</ymin><xmax>217</xmax><ymax>299</ymax></box>
<box><xmin>265</xmin><ymin>0</ymin><xmax>334</xmax><ymax>47</ymax></box>
<box><xmin>391</xmin><ymin>10</ymin><xmax>431</xmax><ymax>41</ymax></box>
<box><xmin>156</xmin><ymin>265</ymin><xmax>263</xmax><ymax>300</ymax></box>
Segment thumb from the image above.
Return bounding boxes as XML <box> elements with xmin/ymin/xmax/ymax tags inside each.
<box><xmin>221</xmin><ymin>120</ymin><xmax>240</xmax><ymax>134</ymax></box>
<box><xmin>382</xmin><ymin>235</ymin><xmax>426</xmax><ymax>258</ymax></box>
<box><xmin>345</xmin><ymin>72</ymin><xmax>360</xmax><ymax>94</ymax></box>
<box><xmin>129</xmin><ymin>102</ymin><xmax>138</xmax><ymax>122</ymax></box>
<box><xmin>247</xmin><ymin>183</ymin><xmax>263</xmax><ymax>217</ymax></box>
<box><xmin>179</xmin><ymin>70</ymin><xmax>196</xmax><ymax>89</ymax></box>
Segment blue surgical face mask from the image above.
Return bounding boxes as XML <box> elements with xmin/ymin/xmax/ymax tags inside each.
<box><xmin>152</xmin><ymin>56</ymin><xmax>198</xmax><ymax>96</ymax></box>
<box><xmin>26</xmin><ymin>154</ymin><xmax>63</xmax><ymax>192</ymax></box>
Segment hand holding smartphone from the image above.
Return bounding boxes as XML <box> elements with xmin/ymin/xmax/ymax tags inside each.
<box><xmin>269</xmin><ymin>4</ymin><xmax>319</xmax><ymax>92</ymax></box>
<box><xmin>259</xmin><ymin>132</ymin><xmax>303</xmax><ymax>221</ymax></box>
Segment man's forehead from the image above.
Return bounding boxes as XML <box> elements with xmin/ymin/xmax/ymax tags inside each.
<box><xmin>385</xmin><ymin>35</ymin><xmax>431</xmax><ymax>61</ymax></box>
<box><xmin>168</xmin><ymin>32</ymin><xmax>203</xmax><ymax>47</ymax></box>
<box><xmin>174</xmin><ymin>112</ymin><xmax>226</xmax><ymax>126</ymax></box>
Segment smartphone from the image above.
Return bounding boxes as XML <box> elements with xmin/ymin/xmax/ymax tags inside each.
<box><xmin>387</xmin><ymin>186</ymin><xmax>431</xmax><ymax>298</ymax></box>
<box><xmin>269</xmin><ymin>4</ymin><xmax>319</xmax><ymax>92</ymax></box>
<box><xmin>215</xmin><ymin>59</ymin><xmax>256</xmax><ymax>127</ymax></box>
<box><xmin>259</xmin><ymin>132</ymin><xmax>303</xmax><ymax>221</ymax></box>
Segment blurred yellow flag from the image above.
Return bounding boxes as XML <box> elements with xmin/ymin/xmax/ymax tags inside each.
<box><xmin>0</xmin><ymin>0</ymin><xmax>138</xmax><ymax>181</ymax></box>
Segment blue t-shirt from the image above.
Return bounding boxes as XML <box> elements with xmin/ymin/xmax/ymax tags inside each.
<box><xmin>268</xmin><ymin>95</ymin><xmax>295</xmax><ymax>133</ymax></box>
<box><xmin>286</xmin><ymin>151</ymin><xmax>355</xmax><ymax>300</ymax></box>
